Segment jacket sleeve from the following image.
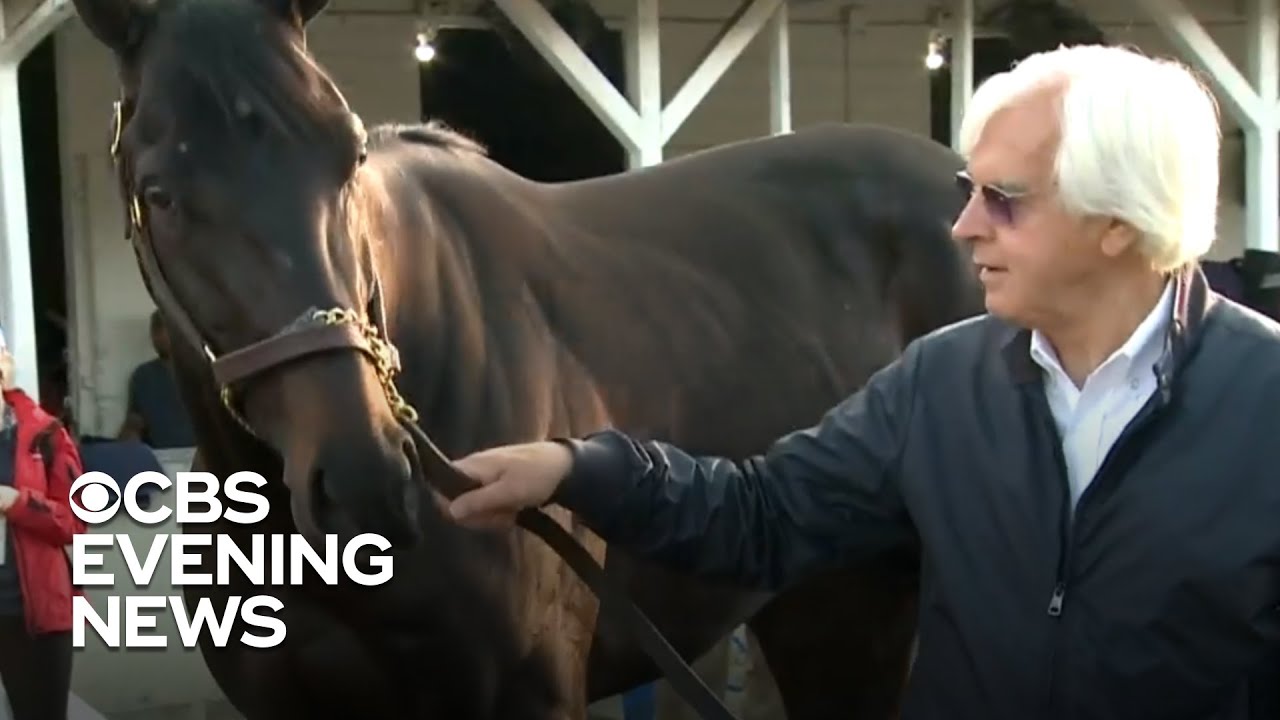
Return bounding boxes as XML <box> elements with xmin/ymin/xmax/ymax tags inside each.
<box><xmin>6</xmin><ymin>424</ymin><xmax>88</xmax><ymax>546</ymax></box>
<box><xmin>552</xmin><ymin>338</ymin><xmax>925</xmax><ymax>592</ymax></box>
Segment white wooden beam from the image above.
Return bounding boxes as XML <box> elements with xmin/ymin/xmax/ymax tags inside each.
<box><xmin>0</xmin><ymin>0</ymin><xmax>72</xmax><ymax>65</ymax></box>
<box><xmin>1132</xmin><ymin>0</ymin><xmax>1278</xmax><ymax>252</ymax></box>
<box><xmin>624</xmin><ymin>0</ymin><xmax>662</xmax><ymax>167</ymax></box>
<box><xmin>1244</xmin><ymin>0</ymin><xmax>1279</xmax><ymax>252</ymax></box>
<box><xmin>491</xmin><ymin>0</ymin><xmax>645</xmax><ymax>157</ymax></box>
<box><xmin>1131</xmin><ymin>0</ymin><xmax>1263</xmax><ymax>127</ymax></box>
<box><xmin>767</xmin><ymin>1</ymin><xmax>790</xmax><ymax>135</ymax></box>
<box><xmin>0</xmin><ymin>62</ymin><xmax>39</xmax><ymax>398</ymax></box>
<box><xmin>661</xmin><ymin>0</ymin><xmax>783</xmax><ymax>145</ymax></box>
<box><xmin>949</xmin><ymin>0</ymin><xmax>974</xmax><ymax>151</ymax></box>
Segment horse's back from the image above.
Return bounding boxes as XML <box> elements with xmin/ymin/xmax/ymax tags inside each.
<box><xmin>524</xmin><ymin>123</ymin><xmax>977</xmax><ymax>449</ymax></box>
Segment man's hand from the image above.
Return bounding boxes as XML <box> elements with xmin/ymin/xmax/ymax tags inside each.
<box><xmin>0</xmin><ymin>486</ymin><xmax>19</xmax><ymax>513</ymax></box>
<box><xmin>447</xmin><ymin>441</ymin><xmax>574</xmax><ymax>530</ymax></box>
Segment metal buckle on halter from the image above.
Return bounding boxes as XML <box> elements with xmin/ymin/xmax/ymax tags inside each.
<box><xmin>111</xmin><ymin>99</ymin><xmax>124</xmax><ymax>160</ymax></box>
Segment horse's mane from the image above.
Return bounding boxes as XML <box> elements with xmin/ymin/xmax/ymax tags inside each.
<box><xmin>369</xmin><ymin>121</ymin><xmax>489</xmax><ymax>157</ymax></box>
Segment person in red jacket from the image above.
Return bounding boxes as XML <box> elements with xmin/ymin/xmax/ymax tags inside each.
<box><xmin>0</xmin><ymin>331</ymin><xmax>86</xmax><ymax>720</ymax></box>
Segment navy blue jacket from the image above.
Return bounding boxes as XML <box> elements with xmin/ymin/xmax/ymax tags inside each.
<box><xmin>555</xmin><ymin>265</ymin><xmax>1280</xmax><ymax>720</ymax></box>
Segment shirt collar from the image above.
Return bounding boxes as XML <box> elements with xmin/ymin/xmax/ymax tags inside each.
<box><xmin>1028</xmin><ymin>280</ymin><xmax>1175</xmax><ymax>380</ymax></box>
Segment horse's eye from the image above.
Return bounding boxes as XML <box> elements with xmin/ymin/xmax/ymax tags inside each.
<box><xmin>143</xmin><ymin>185</ymin><xmax>173</xmax><ymax>211</ymax></box>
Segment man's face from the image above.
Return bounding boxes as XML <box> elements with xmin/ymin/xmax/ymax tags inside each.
<box><xmin>951</xmin><ymin>84</ymin><xmax>1118</xmax><ymax>330</ymax></box>
<box><xmin>152</xmin><ymin>324</ymin><xmax>171</xmax><ymax>359</ymax></box>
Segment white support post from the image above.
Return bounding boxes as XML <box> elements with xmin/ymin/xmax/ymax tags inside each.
<box><xmin>495</xmin><ymin>0</ymin><xmax>789</xmax><ymax>165</ymax></box>
<box><xmin>767</xmin><ymin>1</ymin><xmax>790</xmax><ymax>135</ymax></box>
<box><xmin>0</xmin><ymin>0</ymin><xmax>77</xmax><ymax>401</ymax></box>
<box><xmin>491</xmin><ymin>0</ymin><xmax>645</xmax><ymax>159</ymax></box>
<box><xmin>660</xmin><ymin>0</ymin><xmax>783</xmax><ymax>145</ymax></box>
<box><xmin>625</xmin><ymin>0</ymin><xmax>663</xmax><ymax>167</ymax></box>
<box><xmin>1132</xmin><ymin>0</ymin><xmax>1263</xmax><ymax>122</ymax></box>
<box><xmin>1245</xmin><ymin>0</ymin><xmax>1278</xmax><ymax>253</ymax></box>
<box><xmin>949</xmin><ymin>0</ymin><xmax>974</xmax><ymax>151</ymax></box>
<box><xmin>1133</xmin><ymin>0</ymin><xmax>1277</xmax><ymax>253</ymax></box>
<box><xmin>0</xmin><ymin>62</ymin><xmax>39</xmax><ymax>398</ymax></box>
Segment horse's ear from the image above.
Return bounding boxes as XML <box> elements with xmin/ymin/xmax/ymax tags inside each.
<box><xmin>71</xmin><ymin>0</ymin><xmax>143</xmax><ymax>54</ymax></box>
<box><xmin>258</xmin><ymin>0</ymin><xmax>329</xmax><ymax>26</ymax></box>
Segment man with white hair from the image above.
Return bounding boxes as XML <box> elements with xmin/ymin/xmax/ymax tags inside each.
<box><xmin>443</xmin><ymin>45</ymin><xmax>1280</xmax><ymax>718</ymax></box>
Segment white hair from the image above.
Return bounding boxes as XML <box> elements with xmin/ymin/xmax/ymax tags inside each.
<box><xmin>957</xmin><ymin>44</ymin><xmax>1222</xmax><ymax>273</ymax></box>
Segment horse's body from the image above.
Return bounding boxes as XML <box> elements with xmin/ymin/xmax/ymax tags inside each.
<box><xmin>69</xmin><ymin>0</ymin><xmax>981</xmax><ymax>716</ymax></box>
<box><xmin>177</xmin><ymin>121</ymin><xmax>981</xmax><ymax>719</ymax></box>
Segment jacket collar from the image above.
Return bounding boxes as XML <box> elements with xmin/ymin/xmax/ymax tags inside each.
<box><xmin>999</xmin><ymin>263</ymin><xmax>1215</xmax><ymax>399</ymax></box>
<box><xmin>0</xmin><ymin>388</ymin><xmax>55</xmax><ymax>435</ymax></box>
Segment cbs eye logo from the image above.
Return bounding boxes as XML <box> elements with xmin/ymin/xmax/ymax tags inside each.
<box><xmin>68</xmin><ymin>472</ymin><xmax>126</xmax><ymax>524</ymax></box>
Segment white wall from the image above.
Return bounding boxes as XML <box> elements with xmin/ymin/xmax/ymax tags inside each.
<box><xmin>50</xmin><ymin>2</ymin><xmax>1255</xmax><ymax>436</ymax></box>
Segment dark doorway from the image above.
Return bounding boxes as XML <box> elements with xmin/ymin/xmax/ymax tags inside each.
<box><xmin>930</xmin><ymin>35</ymin><xmax>1020</xmax><ymax>146</ymax></box>
<box><xmin>418</xmin><ymin>27</ymin><xmax>626</xmax><ymax>182</ymax></box>
<box><xmin>18</xmin><ymin>35</ymin><xmax>70</xmax><ymax>424</ymax></box>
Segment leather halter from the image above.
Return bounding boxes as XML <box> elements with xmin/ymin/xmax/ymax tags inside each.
<box><xmin>108</xmin><ymin>96</ymin><xmax>738</xmax><ymax>720</ymax></box>
<box><xmin>109</xmin><ymin>99</ymin><xmax>412</xmax><ymax>436</ymax></box>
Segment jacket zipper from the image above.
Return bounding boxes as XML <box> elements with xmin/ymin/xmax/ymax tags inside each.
<box><xmin>1038</xmin><ymin>375</ymin><xmax>1170</xmax><ymax>716</ymax></box>
<box><xmin>1037</xmin><ymin>400</ymin><xmax>1072</xmax><ymax>718</ymax></box>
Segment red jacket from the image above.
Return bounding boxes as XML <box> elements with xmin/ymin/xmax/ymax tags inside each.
<box><xmin>3</xmin><ymin>387</ymin><xmax>86</xmax><ymax>635</ymax></box>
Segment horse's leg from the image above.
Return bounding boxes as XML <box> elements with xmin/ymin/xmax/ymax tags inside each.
<box><xmin>745</xmin><ymin>550</ymin><xmax>920</xmax><ymax>720</ymax></box>
<box><xmin>653</xmin><ymin>635</ymin><xmax>732</xmax><ymax>720</ymax></box>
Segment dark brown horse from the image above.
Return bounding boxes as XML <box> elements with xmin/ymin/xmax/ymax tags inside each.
<box><xmin>69</xmin><ymin>0</ymin><xmax>983</xmax><ymax>717</ymax></box>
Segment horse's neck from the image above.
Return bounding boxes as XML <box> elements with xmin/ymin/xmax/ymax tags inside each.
<box><xmin>367</xmin><ymin>154</ymin><xmax>610</xmax><ymax>456</ymax></box>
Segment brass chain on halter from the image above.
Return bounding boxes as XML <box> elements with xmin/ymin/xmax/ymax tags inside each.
<box><xmin>310</xmin><ymin>308</ymin><xmax>420</xmax><ymax>424</ymax></box>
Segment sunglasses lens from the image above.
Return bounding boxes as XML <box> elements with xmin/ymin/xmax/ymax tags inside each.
<box><xmin>957</xmin><ymin>173</ymin><xmax>1019</xmax><ymax>225</ymax></box>
<box><xmin>983</xmin><ymin>188</ymin><xmax>1015</xmax><ymax>225</ymax></box>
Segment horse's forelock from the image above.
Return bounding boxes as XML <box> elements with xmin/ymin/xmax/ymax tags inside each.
<box><xmin>143</xmin><ymin>0</ymin><xmax>352</xmax><ymax>150</ymax></box>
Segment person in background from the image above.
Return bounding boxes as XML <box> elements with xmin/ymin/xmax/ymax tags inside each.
<box><xmin>118</xmin><ymin>310</ymin><xmax>195</xmax><ymax>449</ymax></box>
<box><xmin>0</xmin><ymin>326</ymin><xmax>86</xmax><ymax>720</ymax></box>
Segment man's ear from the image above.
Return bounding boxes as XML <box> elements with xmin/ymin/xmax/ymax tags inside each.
<box><xmin>71</xmin><ymin>0</ymin><xmax>144</xmax><ymax>54</ymax></box>
<box><xmin>257</xmin><ymin>0</ymin><xmax>330</xmax><ymax>27</ymax></box>
<box><xmin>1099</xmin><ymin>218</ymin><xmax>1141</xmax><ymax>259</ymax></box>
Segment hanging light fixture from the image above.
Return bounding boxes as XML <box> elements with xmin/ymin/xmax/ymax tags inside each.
<box><xmin>414</xmin><ymin>31</ymin><xmax>437</xmax><ymax>63</ymax></box>
<box><xmin>412</xmin><ymin>2</ymin><xmax>438</xmax><ymax>65</ymax></box>
<box><xmin>925</xmin><ymin>28</ymin><xmax>947</xmax><ymax>70</ymax></box>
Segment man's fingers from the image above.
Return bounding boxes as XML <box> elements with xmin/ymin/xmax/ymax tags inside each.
<box><xmin>451</xmin><ymin>451</ymin><xmax>504</xmax><ymax>486</ymax></box>
<box><xmin>448</xmin><ymin>477</ymin><xmax>522</xmax><ymax>522</ymax></box>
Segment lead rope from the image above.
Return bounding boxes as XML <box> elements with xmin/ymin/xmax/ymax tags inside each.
<box><xmin>397</xmin><ymin>419</ymin><xmax>739</xmax><ymax>720</ymax></box>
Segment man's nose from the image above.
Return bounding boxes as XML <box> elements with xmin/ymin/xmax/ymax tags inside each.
<box><xmin>951</xmin><ymin>194</ymin><xmax>987</xmax><ymax>242</ymax></box>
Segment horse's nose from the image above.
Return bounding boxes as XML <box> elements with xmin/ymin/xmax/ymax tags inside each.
<box><xmin>308</xmin><ymin>428</ymin><xmax>422</xmax><ymax>546</ymax></box>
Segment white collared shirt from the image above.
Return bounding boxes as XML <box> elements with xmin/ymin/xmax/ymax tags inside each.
<box><xmin>1029</xmin><ymin>282</ymin><xmax>1174</xmax><ymax>510</ymax></box>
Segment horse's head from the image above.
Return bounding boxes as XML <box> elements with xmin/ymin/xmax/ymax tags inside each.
<box><xmin>72</xmin><ymin>0</ymin><xmax>426</xmax><ymax>545</ymax></box>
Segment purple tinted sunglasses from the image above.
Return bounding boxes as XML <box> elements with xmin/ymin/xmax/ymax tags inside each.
<box><xmin>955</xmin><ymin>170</ymin><xmax>1029</xmax><ymax>226</ymax></box>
